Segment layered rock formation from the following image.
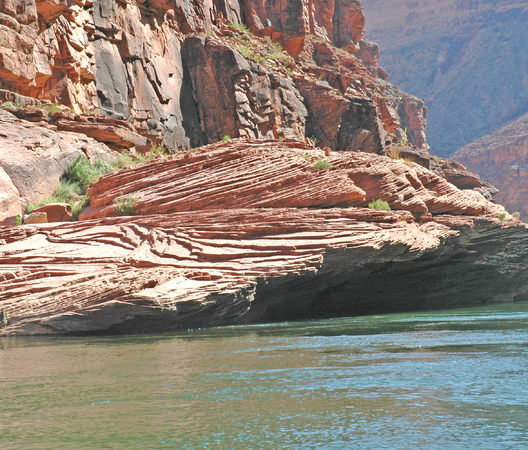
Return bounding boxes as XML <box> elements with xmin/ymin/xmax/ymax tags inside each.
<box><xmin>0</xmin><ymin>109</ymin><xmax>114</xmax><ymax>220</ymax></box>
<box><xmin>453</xmin><ymin>113</ymin><xmax>528</xmax><ymax>219</ymax></box>
<box><xmin>361</xmin><ymin>0</ymin><xmax>528</xmax><ymax>156</ymax></box>
<box><xmin>0</xmin><ymin>0</ymin><xmax>523</xmax><ymax>336</ymax></box>
<box><xmin>79</xmin><ymin>139</ymin><xmax>501</xmax><ymax>221</ymax></box>
<box><xmin>0</xmin><ymin>0</ymin><xmax>427</xmax><ymax>153</ymax></box>
<box><xmin>0</xmin><ymin>139</ymin><xmax>523</xmax><ymax>336</ymax></box>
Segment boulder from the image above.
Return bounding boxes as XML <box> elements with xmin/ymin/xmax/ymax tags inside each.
<box><xmin>23</xmin><ymin>212</ymin><xmax>47</xmax><ymax>224</ymax></box>
<box><xmin>32</xmin><ymin>203</ymin><xmax>72</xmax><ymax>222</ymax></box>
<box><xmin>0</xmin><ymin>166</ymin><xmax>21</xmax><ymax>221</ymax></box>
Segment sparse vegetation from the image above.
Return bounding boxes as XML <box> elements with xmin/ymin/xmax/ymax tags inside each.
<box><xmin>402</xmin><ymin>158</ymin><xmax>415</xmax><ymax>167</ymax></box>
<box><xmin>314</xmin><ymin>158</ymin><xmax>332</xmax><ymax>170</ymax></box>
<box><xmin>498</xmin><ymin>213</ymin><xmax>506</xmax><ymax>221</ymax></box>
<box><xmin>24</xmin><ymin>145</ymin><xmax>168</xmax><ymax>219</ymax></box>
<box><xmin>399</xmin><ymin>128</ymin><xmax>408</xmax><ymax>146</ymax></box>
<box><xmin>222</xmin><ymin>135</ymin><xmax>231</xmax><ymax>142</ymax></box>
<box><xmin>115</xmin><ymin>196</ymin><xmax>136</xmax><ymax>216</ymax></box>
<box><xmin>110</xmin><ymin>152</ymin><xmax>135</xmax><ymax>170</ymax></box>
<box><xmin>40</xmin><ymin>104</ymin><xmax>62</xmax><ymax>115</ymax></box>
<box><xmin>388</xmin><ymin>148</ymin><xmax>401</xmax><ymax>159</ymax></box>
<box><xmin>26</xmin><ymin>180</ymin><xmax>80</xmax><ymax>214</ymax></box>
<box><xmin>234</xmin><ymin>44</ymin><xmax>253</xmax><ymax>58</ymax></box>
<box><xmin>368</xmin><ymin>199</ymin><xmax>391</xmax><ymax>211</ymax></box>
<box><xmin>72</xmin><ymin>195</ymin><xmax>89</xmax><ymax>221</ymax></box>
<box><xmin>266</xmin><ymin>42</ymin><xmax>288</xmax><ymax>62</ymax></box>
<box><xmin>228</xmin><ymin>22</ymin><xmax>250</xmax><ymax>33</ymax></box>
<box><xmin>512</xmin><ymin>212</ymin><xmax>521</xmax><ymax>219</ymax></box>
<box><xmin>1</xmin><ymin>101</ymin><xmax>19</xmax><ymax>110</ymax></box>
<box><xmin>149</xmin><ymin>144</ymin><xmax>166</xmax><ymax>156</ymax></box>
<box><xmin>300</xmin><ymin>153</ymin><xmax>311</xmax><ymax>161</ymax></box>
<box><xmin>15</xmin><ymin>215</ymin><xmax>22</xmax><ymax>226</ymax></box>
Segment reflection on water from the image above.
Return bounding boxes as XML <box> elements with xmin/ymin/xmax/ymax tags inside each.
<box><xmin>1</xmin><ymin>302</ymin><xmax>528</xmax><ymax>449</ymax></box>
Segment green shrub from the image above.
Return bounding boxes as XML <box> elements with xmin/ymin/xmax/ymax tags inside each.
<box><xmin>115</xmin><ymin>196</ymin><xmax>136</xmax><ymax>216</ymax></box>
<box><xmin>266</xmin><ymin>42</ymin><xmax>288</xmax><ymax>61</ymax></box>
<box><xmin>40</xmin><ymin>104</ymin><xmax>62</xmax><ymax>115</ymax></box>
<box><xmin>222</xmin><ymin>135</ymin><xmax>231</xmax><ymax>142</ymax></box>
<box><xmin>228</xmin><ymin>22</ymin><xmax>250</xmax><ymax>33</ymax></box>
<box><xmin>109</xmin><ymin>152</ymin><xmax>135</xmax><ymax>170</ymax></box>
<box><xmin>54</xmin><ymin>179</ymin><xmax>80</xmax><ymax>201</ymax></box>
<box><xmin>498</xmin><ymin>213</ymin><xmax>506</xmax><ymax>221</ymax></box>
<box><xmin>368</xmin><ymin>199</ymin><xmax>391</xmax><ymax>211</ymax></box>
<box><xmin>300</xmin><ymin>153</ymin><xmax>311</xmax><ymax>161</ymax></box>
<box><xmin>72</xmin><ymin>195</ymin><xmax>89</xmax><ymax>221</ymax></box>
<box><xmin>149</xmin><ymin>144</ymin><xmax>166</xmax><ymax>156</ymax></box>
<box><xmin>15</xmin><ymin>215</ymin><xmax>22</xmax><ymax>226</ymax></box>
<box><xmin>314</xmin><ymin>158</ymin><xmax>332</xmax><ymax>170</ymax></box>
<box><xmin>134</xmin><ymin>145</ymin><xmax>168</xmax><ymax>163</ymax></box>
<box><xmin>1</xmin><ymin>101</ymin><xmax>18</xmax><ymax>110</ymax></box>
<box><xmin>66</xmin><ymin>156</ymin><xmax>112</xmax><ymax>191</ymax></box>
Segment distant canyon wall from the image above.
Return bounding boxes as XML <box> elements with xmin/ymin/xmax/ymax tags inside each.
<box><xmin>453</xmin><ymin>112</ymin><xmax>528</xmax><ymax>219</ymax></box>
<box><xmin>361</xmin><ymin>0</ymin><xmax>528</xmax><ymax>156</ymax></box>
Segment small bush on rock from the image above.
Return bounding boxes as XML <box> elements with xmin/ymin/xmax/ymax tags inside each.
<box><xmin>1</xmin><ymin>101</ymin><xmax>19</xmax><ymax>110</ymax></box>
<box><xmin>368</xmin><ymin>199</ymin><xmax>391</xmax><ymax>211</ymax></box>
<box><xmin>314</xmin><ymin>159</ymin><xmax>332</xmax><ymax>170</ymax></box>
<box><xmin>228</xmin><ymin>22</ymin><xmax>250</xmax><ymax>33</ymax></box>
<box><xmin>40</xmin><ymin>104</ymin><xmax>62</xmax><ymax>115</ymax></box>
<box><xmin>67</xmin><ymin>156</ymin><xmax>112</xmax><ymax>191</ymax></box>
<box><xmin>498</xmin><ymin>213</ymin><xmax>506</xmax><ymax>221</ymax></box>
<box><xmin>115</xmin><ymin>196</ymin><xmax>136</xmax><ymax>216</ymax></box>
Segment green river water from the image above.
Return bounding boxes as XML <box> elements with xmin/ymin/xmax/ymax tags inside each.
<box><xmin>1</xmin><ymin>302</ymin><xmax>527</xmax><ymax>449</ymax></box>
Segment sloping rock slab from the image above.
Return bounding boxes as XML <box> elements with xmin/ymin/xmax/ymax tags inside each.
<box><xmin>1</xmin><ymin>209</ymin><xmax>527</xmax><ymax>335</ymax></box>
<box><xmin>80</xmin><ymin>139</ymin><xmax>505</xmax><ymax>221</ymax></box>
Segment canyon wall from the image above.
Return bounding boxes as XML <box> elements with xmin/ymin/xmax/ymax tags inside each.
<box><xmin>0</xmin><ymin>0</ymin><xmax>428</xmax><ymax>153</ymax></box>
<box><xmin>453</xmin><ymin>112</ymin><xmax>528</xmax><ymax>219</ymax></box>
<box><xmin>361</xmin><ymin>0</ymin><xmax>528</xmax><ymax>156</ymax></box>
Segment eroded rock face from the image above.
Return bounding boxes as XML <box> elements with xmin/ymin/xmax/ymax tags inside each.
<box><xmin>79</xmin><ymin>139</ymin><xmax>502</xmax><ymax>221</ymax></box>
<box><xmin>0</xmin><ymin>0</ymin><xmax>428</xmax><ymax>153</ymax></box>
<box><xmin>242</xmin><ymin>0</ymin><xmax>365</xmax><ymax>56</ymax></box>
<box><xmin>181</xmin><ymin>36</ymin><xmax>307</xmax><ymax>146</ymax></box>
<box><xmin>0</xmin><ymin>109</ymin><xmax>114</xmax><ymax>216</ymax></box>
<box><xmin>1</xmin><ymin>139</ymin><xmax>519</xmax><ymax>336</ymax></box>
<box><xmin>453</xmin><ymin>112</ymin><xmax>528</xmax><ymax>219</ymax></box>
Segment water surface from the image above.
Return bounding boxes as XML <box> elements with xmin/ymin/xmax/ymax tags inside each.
<box><xmin>1</xmin><ymin>302</ymin><xmax>528</xmax><ymax>449</ymax></box>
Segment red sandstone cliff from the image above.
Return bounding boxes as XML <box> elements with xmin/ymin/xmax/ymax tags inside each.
<box><xmin>0</xmin><ymin>0</ymin><xmax>427</xmax><ymax>153</ymax></box>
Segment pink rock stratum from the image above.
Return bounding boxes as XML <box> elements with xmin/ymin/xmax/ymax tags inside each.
<box><xmin>2</xmin><ymin>139</ymin><xmax>528</xmax><ymax>336</ymax></box>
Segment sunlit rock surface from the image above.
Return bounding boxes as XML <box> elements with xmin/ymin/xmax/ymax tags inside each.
<box><xmin>1</xmin><ymin>140</ymin><xmax>524</xmax><ymax>336</ymax></box>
